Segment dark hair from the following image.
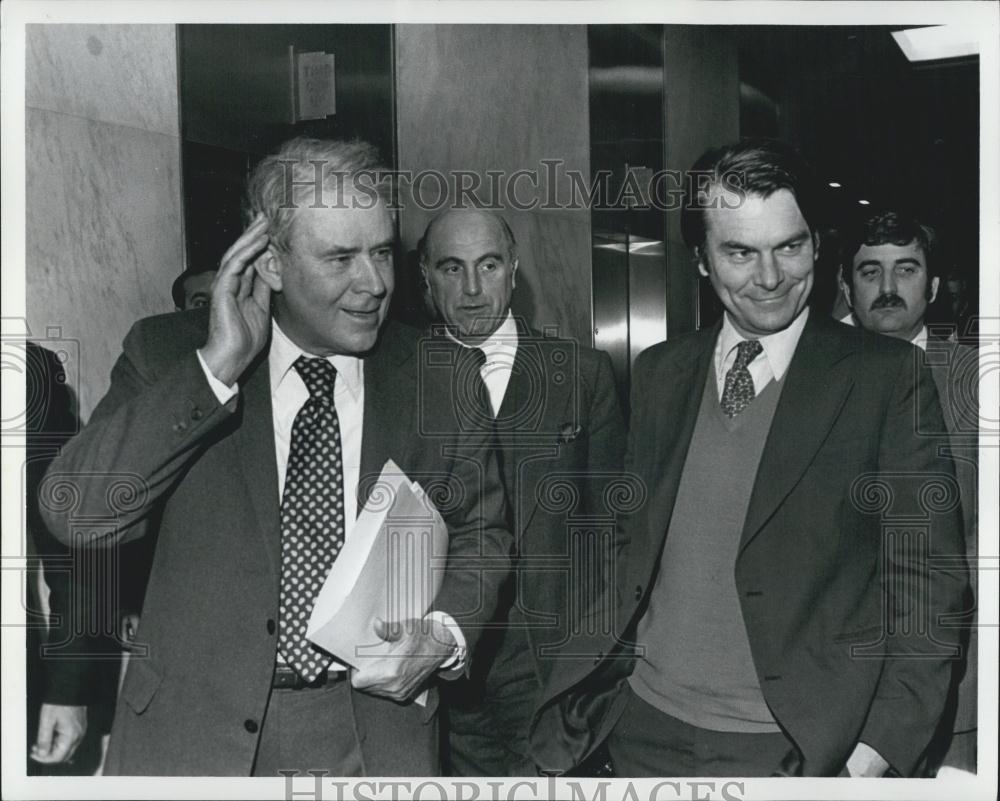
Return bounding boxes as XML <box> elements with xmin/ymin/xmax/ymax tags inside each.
<box><xmin>171</xmin><ymin>268</ymin><xmax>216</xmax><ymax>310</ymax></box>
<box><xmin>839</xmin><ymin>211</ymin><xmax>938</xmax><ymax>291</ymax></box>
<box><xmin>680</xmin><ymin>138</ymin><xmax>821</xmax><ymax>252</ymax></box>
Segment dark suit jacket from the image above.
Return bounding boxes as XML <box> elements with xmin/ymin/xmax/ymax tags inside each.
<box><xmin>443</xmin><ymin>322</ymin><xmax>626</xmax><ymax>701</ymax></box>
<box><xmin>924</xmin><ymin>336</ymin><xmax>978</xmax><ymax>752</ymax></box>
<box><xmin>40</xmin><ymin>310</ymin><xmax>511</xmax><ymax>776</ymax></box>
<box><xmin>530</xmin><ymin>313</ymin><xmax>967</xmax><ymax>777</ymax></box>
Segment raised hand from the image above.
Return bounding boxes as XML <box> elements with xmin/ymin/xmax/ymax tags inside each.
<box><xmin>199</xmin><ymin>213</ymin><xmax>274</xmax><ymax>386</ymax></box>
<box><xmin>350</xmin><ymin>616</ymin><xmax>457</xmax><ymax>703</ymax></box>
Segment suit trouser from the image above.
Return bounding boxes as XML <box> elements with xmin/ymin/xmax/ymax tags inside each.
<box><xmin>252</xmin><ymin>678</ymin><xmax>364</xmax><ymax>777</ymax></box>
<box><xmin>445</xmin><ymin>626</ymin><xmax>540</xmax><ymax>776</ymax></box>
<box><xmin>607</xmin><ymin>684</ymin><xmax>794</xmax><ymax>777</ymax></box>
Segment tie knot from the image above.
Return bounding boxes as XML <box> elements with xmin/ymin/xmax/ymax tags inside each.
<box><xmin>293</xmin><ymin>356</ymin><xmax>337</xmax><ymax>402</ymax></box>
<box><xmin>734</xmin><ymin>339</ymin><xmax>762</xmax><ymax>369</ymax></box>
<box><xmin>464</xmin><ymin>347</ymin><xmax>487</xmax><ymax>371</ymax></box>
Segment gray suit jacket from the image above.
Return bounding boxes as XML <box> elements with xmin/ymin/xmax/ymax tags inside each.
<box><xmin>40</xmin><ymin>310</ymin><xmax>512</xmax><ymax>775</ymax></box>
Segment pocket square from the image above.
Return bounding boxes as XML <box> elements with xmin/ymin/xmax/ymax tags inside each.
<box><xmin>558</xmin><ymin>423</ymin><xmax>583</xmax><ymax>443</ymax></box>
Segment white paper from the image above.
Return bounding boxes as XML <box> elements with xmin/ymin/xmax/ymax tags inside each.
<box><xmin>307</xmin><ymin>459</ymin><xmax>448</xmax><ymax>672</ymax></box>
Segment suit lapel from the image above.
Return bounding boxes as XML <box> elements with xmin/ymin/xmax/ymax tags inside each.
<box><xmin>358</xmin><ymin>323</ymin><xmax>417</xmax><ymax>515</ymax></box>
<box><xmin>509</xmin><ymin>336</ymin><xmax>574</xmax><ymax>534</ymax></box>
<box><xmin>234</xmin><ymin>350</ymin><xmax>281</xmax><ymax>576</ymax></box>
<box><xmin>631</xmin><ymin>328</ymin><xmax>716</xmax><ymax>583</ymax></box>
<box><xmin>738</xmin><ymin>314</ymin><xmax>857</xmax><ymax>555</ymax></box>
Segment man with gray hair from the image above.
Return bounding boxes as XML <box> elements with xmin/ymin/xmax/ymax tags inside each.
<box><xmin>41</xmin><ymin>137</ymin><xmax>512</xmax><ymax>776</ymax></box>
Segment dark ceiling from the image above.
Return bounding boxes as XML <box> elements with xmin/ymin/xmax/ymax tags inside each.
<box><xmin>737</xmin><ymin>25</ymin><xmax>980</xmax><ymax>277</ymax></box>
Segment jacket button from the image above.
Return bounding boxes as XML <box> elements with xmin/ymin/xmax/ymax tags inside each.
<box><xmin>173</xmin><ymin>422</ymin><xmax>186</xmax><ymax>433</ymax></box>
<box><xmin>244</xmin><ymin>719</ymin><xmax>259</xmax><ymax>733</ymax></box>
<box><xmin>593</xmin><ymin>652</ymin><xmax>603</xmax><ymax>664</ymax></box>
<box><xmin>191</xmin><ymin>408</ymin><xmax>203</xmax><ymax>421</ymax></box>
<box><xmin>266</xmin><ymin>619</ymin><xmax>276</xmax><ymax>635</ymax></box>
<box><xmin>634</xmin><ymin>585</ymin><xmax>643</xmax><ymax>601</ymax></box>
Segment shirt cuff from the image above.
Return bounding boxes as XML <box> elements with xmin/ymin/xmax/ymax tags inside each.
<box><xmin>846</xmin><ymin>741</ymin><xmax>892</xmax><ymax>777</ymax></box>
<box><xmin>425</xmin><ymin>611</ymin><xmax>467</xmax><ymax>671</ymax></box>
<box><xmin>196</xmin><ymin>349</ymin><xmax>239</xmax><ymax>405</ymax></box>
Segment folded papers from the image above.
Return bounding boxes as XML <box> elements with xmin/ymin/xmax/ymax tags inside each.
<box><xmin>307</xmin><ymin>459</ymin><xmax>448</xmax><ymax>669</ymax></box>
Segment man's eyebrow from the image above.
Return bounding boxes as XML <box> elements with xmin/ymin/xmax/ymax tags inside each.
<box><xmin>320</xmin><ymin>245</ymin><xmax>360</xmax><ymax>257</ymax></box>
<box><xmin>433</xmin><ymin>255</ymin><xmax>465</xmax><ymax>269</ymax></box>
<box><xmin>854</xmin><ymin>259</ymin><xmax>882</xmax><ymax>271</ymax></box>
<box><xmin>721</xmin><ymin>240</ymin><xmax>757</xmax><ymax>251</ymax></box>
<box><xmin>893</xmin><ymin>257</ymin><xmax>923</xmax><ymax>267</ymax></box>
<box><xmin>474</xmin><ymin>251</ymin><xmax>506</xmax><ymax>264</ymax></box>
<box><xmin>370</xmin><ymin>238</ymin><xmax>395</xmax><ymax>251</ymax></box>
<box><xmin>776</xmin><ymin>230</ymin><xmax>810</xmax><ymax>247</ymax></box>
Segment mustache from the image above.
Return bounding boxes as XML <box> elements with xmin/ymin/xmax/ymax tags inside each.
<box><xmin>871</xmin><ymin>293</ymin><xmax>907</xmax><ymax>311</ymax></box>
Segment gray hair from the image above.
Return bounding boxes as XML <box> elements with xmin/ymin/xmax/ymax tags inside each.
<box><xmin>244</xmin><ymin>137</ymin><xmax>389</xmax><ymax>252</ymax></box>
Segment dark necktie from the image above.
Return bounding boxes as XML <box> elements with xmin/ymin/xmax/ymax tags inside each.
<box><xmin>720</xmin><ymin>339</ymin><xmax>763</xmax><ymax>417</ymax></box>
<box><xmin>458</xmin><ymin>346</ymin><xmax>492</xmax><ymax>422</ymax></box>
<box><xmin>278</xmin><ymin>356</ymin><xmax>345</xmax><ymax>681</ymax></box>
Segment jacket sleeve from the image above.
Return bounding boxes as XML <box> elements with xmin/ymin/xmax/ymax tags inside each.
<box><xmin>39</xmin><ymin>320</ymin><xmax>237</xmax><ymax>549</ymax></box>
<box><xmin>859</xmin><ymin>348</ymin><xmax>969</xmax><ymax>775</ymax></box>
<box><xmin>428</xmin><ymin>418</ymin><xmax>512</xmax><ymax>666</ymax></box>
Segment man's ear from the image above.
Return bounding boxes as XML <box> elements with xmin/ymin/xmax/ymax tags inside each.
<box><xmin>928</xmin><ymin>275</ymin><xmax>940</xmax><ymax>304</ymax></box>
<box><xmin>255</xmin><ymin>246</ymin><xmax>283</xmax><ymax>292</ymax></box>
<box><xmin>511</xmin><ymin>258</ymin><xmax>519</xmax><ymax>289</ymax></box>
<box><xmin>694</xmin><ymin>248</ymin><xmax>709</xmax><ymax>278</ymax></box>
<box><xmin>812</xmin><ymin>230</ymin><xmax>821</xmax><ymax>262</ymax></box>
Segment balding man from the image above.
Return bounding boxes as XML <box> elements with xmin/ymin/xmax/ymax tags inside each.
<box><xmin>419</xmin><ymin>208</ymin><xmax>626</xmax><ymax>775</ymax></box>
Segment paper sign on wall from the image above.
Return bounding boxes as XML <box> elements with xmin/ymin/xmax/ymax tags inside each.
<box><xmin>296</xmin><ymin>51</ymin><xmax>336</xmax><ymax>121</ymax></box>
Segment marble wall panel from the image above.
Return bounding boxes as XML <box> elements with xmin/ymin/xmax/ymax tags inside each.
<box><xmin>395</xmin><ymin>25</ymin><xmax>593</xmax><ymax>345</ymax></box>
<box><xmin>26</xmin><ymin>24</ymin><xmax>179</xmax><ymax>137</ymax></box>
<box><xmin>25</xmin><ymin>25</ymin><xmax>182</xmax><ymax>422</ymax></box>
<box><xmin>26</xmin><ymin>107</ymin><xmax>183</xmax><ymax>420</ymax></box>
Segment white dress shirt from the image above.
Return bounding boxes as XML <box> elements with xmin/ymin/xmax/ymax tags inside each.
<box><xmin>840</xmin><ymin>313</ymin><xmax>930</xmax><ymax>352</ymax></box>
<box><xmin>714</xmin><ymin>307</ymin><xmax>810</xmax><ymax>398</ymax></box>
<box><xmin>197</xmin><ymin>321</ymin><xmax>464</xmax><ymax>673</ymax></box>
<box><xmin>446</xmin><ymin>311</ymin><xmax>519</xmax><ymax>414</ymax></box>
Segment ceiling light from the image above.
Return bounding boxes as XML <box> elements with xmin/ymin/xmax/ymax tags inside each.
<box><xmin>828</xmin><ymin>182</ymin><xmax>842</xmax><ymax>188</ymax></box>
<box><xmin>892</xmin><ymin>26</ymin><xmax>979</xmax><ymax>63</ymax></box>
<box><xmin>858</xmin><ymin>199</ymin><xmax>871</xmax><ymax>206</ymax></box>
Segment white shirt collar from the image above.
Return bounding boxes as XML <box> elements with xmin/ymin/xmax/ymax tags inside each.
<box><xmin>840</xmin><ymin>313</ymin><xmax>929</xmax><ymax>351</ymax></box>
<box><xmin>269</xmin><ymin>320</ymin><xmax>363</xmax><ymax>399</ymax></box>
<box><xmin>444</xmin><ymin>311</ymin><xmax>519</xmax><ymax>363</ymax></box>
<box><xmin>717</xmin><ymin>306</ymin><xmax>810</xmax><ymax>384</ymax></box>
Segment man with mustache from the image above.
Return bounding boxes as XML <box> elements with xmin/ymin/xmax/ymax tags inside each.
<box><xmin>531</xmin><ymin>140</ymin><xmax>966</xmax><ymax>777</ymax></box>
<box><xmin>39</xmin><ymin>137</ymin><xmax>511</xmax><ymax>776</ymax></box>
<box><xmin>840</xmin><ymin>211</ymin><xmax>979</xmax><ymax>774</ymax></box>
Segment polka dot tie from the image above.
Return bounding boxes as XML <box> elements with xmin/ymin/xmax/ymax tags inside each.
<box><xmin>720</xmin><ymin>339</ymin><xmax>763</xmax><ymax>418</ymax></box>
<box><xmin>278</xmin><ymin>356</ymin><xmax>345</xmax><ymax>682</ymax></box>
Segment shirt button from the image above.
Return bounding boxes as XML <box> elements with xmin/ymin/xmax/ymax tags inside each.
<box><xmin>244</xmin><ymin>719</ymin><xmax>259</xmax><ymax>733</ymax></box>
<box><xmin>266</xmin><ymin>619</ymin><xmax>276</xmax><ymax>635</ymax></box>
<box><xmin>634</xmin><ymin>585</ymin><xmax>643</xmax><ymax>601</ymax></box>
<box><xmin>172</xmin><ymin>422</ymin><xmax>186</xmax><ymax>433</ymax></box>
